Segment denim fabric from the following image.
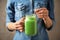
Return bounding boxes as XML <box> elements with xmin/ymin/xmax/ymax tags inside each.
<box><xmin>6</xmin><ymin>0</ymin><xmax>55</xmax><ymax>40</ymax></box>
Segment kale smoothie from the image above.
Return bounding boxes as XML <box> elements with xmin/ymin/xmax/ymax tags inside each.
<box><xmin>25</xmin><ymin>14</ymin><xmax>37</xmax><ymax>36</ymax></box>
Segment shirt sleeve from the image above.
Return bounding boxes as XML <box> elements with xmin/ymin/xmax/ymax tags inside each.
<box><xmin>47</xmin><ymin>0</ymin><xmax>55</xmax><ymax>30</ymax></box>
<box><xmin>6</xmin><ymin>0</ymin><xmax>15</xmax><ymax>31</ymax></box>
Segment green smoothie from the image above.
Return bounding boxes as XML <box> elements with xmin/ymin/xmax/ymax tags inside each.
<box><xmin>25</xmin><ymin>14</ymin><xmax>37</xmax><ymax>36</ymax></box>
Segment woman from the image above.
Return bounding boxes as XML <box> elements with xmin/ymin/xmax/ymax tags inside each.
<box><xmin>6</xmin><ymin>0</ymin><xmax>55</xmax><ymax>40</ymax></box>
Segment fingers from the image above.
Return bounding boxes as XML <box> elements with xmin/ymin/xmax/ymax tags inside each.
<box><xmin>17</xmin><ymin>26</ymin><xmax>24</xmax><ymax>32</ymax></box>
<box><xmin>15</xmin><ymin>25</ymin><xmax>22</xmax><ymax>28</ymax></box>
<box><xmin>16</xmin><ymin>27</ymin><xmax>23</xmax><ymax>30</ymax></box>
<box><xmin>34</xmin><ymin>8</ymin><xmax>49</xmax><ymax>18</ymax></box>
<box><xmin>37</xmin><ymin>14</ymin><xmax>43</xmax><ymax>18</ymax></box>
<box><xmin>34</xmin><ymin>8</ymin><xmax>44</xmax><ymax>18</ymax></box>
<box><xmin>37</xmin><ymin>10</ymin><xmax>44</xmax><ymax>14</ymax></box>
<box><xmin>15</xmin><ymin>24</ymin><xmax>24</xmax><ymax>32</ymax></box>
<box><xmin>34</xmin><ymin>8</ymin><xmax>47</xmax><ymax>13</ymax></box>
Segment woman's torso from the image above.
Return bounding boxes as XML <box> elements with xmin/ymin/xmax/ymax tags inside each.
<box><xmin>13</xmin><ymin>0</ymin><xmax>49</xmax><ymax>40</ymax></box>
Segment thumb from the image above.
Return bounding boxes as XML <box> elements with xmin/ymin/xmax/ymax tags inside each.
<box><xmin>19</xmin><ymin>17</ymin><xmax>25</xmax><ymax>22</ymax></box>
<box><xmin>15</xmin><ymin>17</ymin><xmax>25</xmax><ymax>24</ymax></box>
<box><xmin>18</xmin><ymin>17</ymin><xmax>25</xmax><ymax>24</ymax></box>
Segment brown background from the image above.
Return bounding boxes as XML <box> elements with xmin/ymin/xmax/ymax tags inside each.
<box><xmin>0</xmin><ymin>0</ymin><xmax>60</xmax><ymax>40</ymax></box>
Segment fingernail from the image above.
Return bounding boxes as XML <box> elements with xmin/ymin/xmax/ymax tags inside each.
<box><xmin>20</xmin><ymin>30</ymin><xmax>23</xmax><ymax>32</ymax></box>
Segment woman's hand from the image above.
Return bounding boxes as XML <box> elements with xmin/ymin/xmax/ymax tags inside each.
<box><xmin>7</xmin><ymin>17</ymin><xmax>25</xmax><ymax>32</ymax></box>
<box><xmin>34</xmin><ymin>8</ymin><xmax>53</xmax><ymax>29</ymax></box>
<box><xmin>34</xmin><ymin>8</ymin><xmax>49</xmax><ymax>19</ymax></box>
<box><xmin>15</xmin><ymin>17</ymin><xmax>25</xmax><ymax>32</ymax></box>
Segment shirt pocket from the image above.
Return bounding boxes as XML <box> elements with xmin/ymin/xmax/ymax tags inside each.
<box><xmin>15</xmin><ymin>2</ymin><xmax>30</xmax><ymax>21</ymax></box>
<box><xmin>16</xmin><ymin>2</ymin><xmax>27</xmax><ymax>11</ymax></box>
<box><xmin>34</xmin><ymin>0</ymin><xmax>48</xmax><ymax>9</ymax></box>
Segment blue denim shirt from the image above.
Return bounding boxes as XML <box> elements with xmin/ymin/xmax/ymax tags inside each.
<box><xmin>6</xmin><ymin>0</ymin><xmax>55</xmax><ymax>40</ymax></box>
